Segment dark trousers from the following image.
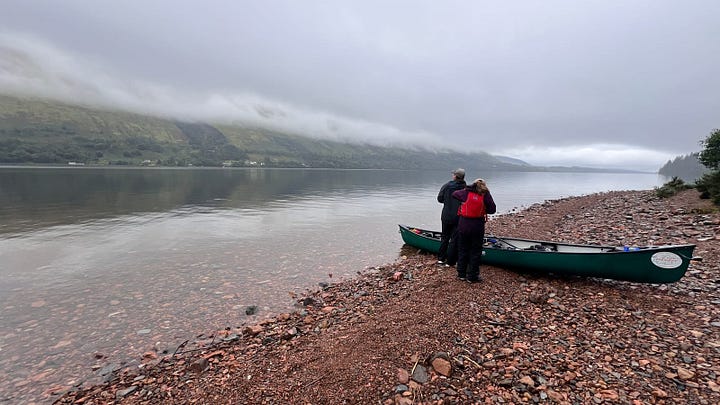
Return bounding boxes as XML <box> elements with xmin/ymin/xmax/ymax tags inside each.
<box><xmin>438</xmin><ymin>221</ymin><xmax>458</xmax><ymax>264</ymax></box>
<box><xmin>457</xmin><ymin>227</ymin><xmax>485</xmax><ymax>281</ymax></box>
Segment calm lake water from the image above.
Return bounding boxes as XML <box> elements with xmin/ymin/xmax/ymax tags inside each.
<box><xmin>0</xmin><ymin>166</ymin><xmax>667</xmax><ymax>402</ymax></box>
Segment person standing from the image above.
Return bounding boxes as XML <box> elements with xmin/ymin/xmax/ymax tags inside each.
<box><xmin>436</xmin><ymin>168</ymin><xmax>467</xmax><ymax>265</ymax></box>
<box><xmin>452</xmin><ymin>178</ymin><xmax>497</xmax><ymax>283</ymax></box>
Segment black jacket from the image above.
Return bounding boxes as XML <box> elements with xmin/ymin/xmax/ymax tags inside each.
<box><xmin>437</xmin><ymin>179</ymin><xmax>467</xmax><ymax>223</ymax></box>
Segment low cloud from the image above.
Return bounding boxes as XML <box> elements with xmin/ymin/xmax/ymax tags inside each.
<box><xmin>497</xmin><ymin>144</ymin><xmax>675</xmax><ymax>172</ymax></box>
<box><xmin>0</xmin><ymin>33</ymin><xmax>446</xmax><ymax>151</ymax></box>
<box><xmin>0</xmin><ymin>29</ymin><xmax>707</xmax><ymax>171</ymax></box>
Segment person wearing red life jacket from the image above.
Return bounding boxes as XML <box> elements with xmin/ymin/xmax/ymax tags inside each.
<box><xmin>451</xmin><ymin>178</ymin><xmax>497</xmax><ymax>283</ymax></box>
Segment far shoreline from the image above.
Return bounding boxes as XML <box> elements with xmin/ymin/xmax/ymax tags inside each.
<box><xmin>0</xmin><ymin>162</ymin><xmax>656</xmax><ymax>174</ymax></box>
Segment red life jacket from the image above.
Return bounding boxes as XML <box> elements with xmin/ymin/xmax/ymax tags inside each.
<box><xmin>458</xmin><ymin>191</ymin><xmax>486</xmax><ymax>218</ymax></box>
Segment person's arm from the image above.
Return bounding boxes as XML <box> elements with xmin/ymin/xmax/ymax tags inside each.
<box><xmin>437</xmin><ymin>183</ymin><xmax>448</xmax><ymax>203</ymax></box>
<box><xmin>452</xmin><ymin>189</ymin><xmax>467</xmax><ymax>202</ymax></box>
<box><xmin>484</xmin><ymin>192</ymin><xmax>497</xmax><ymax>215</ymax></box>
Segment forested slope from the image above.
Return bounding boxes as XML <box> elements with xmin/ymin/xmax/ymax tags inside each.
<box><xmin>0</xmin><ymin>94</ymin><xmax>517</xmax><ymax>170</ymax></box>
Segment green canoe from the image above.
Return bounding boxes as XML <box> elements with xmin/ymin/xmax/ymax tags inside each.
<box><xmin>398</xmin><ymin>224</ymin><xmax>696</xmax><ymax>284</ymax></box>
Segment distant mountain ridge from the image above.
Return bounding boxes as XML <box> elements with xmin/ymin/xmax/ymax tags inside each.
<box><xmin>0</xmin><ymin>94</ymin><xmax>639</xmax><ymax>174</ymax></box>
<box><xmin>493</xmin><ymin>155</ymin><xmax>531</xmax><ymax>166</ymax></box>
<box><xmin>0</xmin><ymin>94</ymin><xmax>527</xmax><ymax>170</ymax></box>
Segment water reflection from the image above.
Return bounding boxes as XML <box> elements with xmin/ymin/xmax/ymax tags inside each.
<box><xmin>0</xmin><ymin>167</ymin><xmax>435</xmax><ymax>236</ymax></box>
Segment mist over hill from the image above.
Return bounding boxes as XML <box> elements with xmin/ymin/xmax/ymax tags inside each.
<box><xmin>0</xmin><ymin>94</ymin><xmax>639</xmax><ymax>173</ymax></box>
<box><xmin>0</xmin><ymin>94</ymin><xmax>506</xmax><ymax>170</ymax></box>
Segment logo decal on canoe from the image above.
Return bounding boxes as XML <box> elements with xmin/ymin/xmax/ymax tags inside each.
<box><xmin>650</xmin><ymin>252</ymin><xmax>683</xmax><ymax>269</ymax></box>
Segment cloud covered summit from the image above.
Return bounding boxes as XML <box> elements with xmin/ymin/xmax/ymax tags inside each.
<box><xmin>2</xmin><ymin>0</ymin><xmax>718</xmax><ymax>171</ymax></box>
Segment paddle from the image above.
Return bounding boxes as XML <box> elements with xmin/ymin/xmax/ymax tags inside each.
<box><xmin>486</xmin><ymin>236</ymin><xmax>520</xmax><ymax>250</ymax></box>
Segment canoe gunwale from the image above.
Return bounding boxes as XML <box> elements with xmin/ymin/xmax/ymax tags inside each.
<box><xmin>398</xmin><ymin>224</ymin><xmax>695</xmax><ymax>255</ymax></box>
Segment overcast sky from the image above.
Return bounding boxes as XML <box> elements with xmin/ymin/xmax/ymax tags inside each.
<box><xmin>1</xmin><ymin>1</ymin><xmax>718</xmax><ymax>171</ymax></box>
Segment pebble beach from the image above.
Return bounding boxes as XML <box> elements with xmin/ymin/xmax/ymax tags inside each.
<box><xmin>49</xmin><ymin>189</ymin><xmax>720</xmax><ymax>404</ymax></box>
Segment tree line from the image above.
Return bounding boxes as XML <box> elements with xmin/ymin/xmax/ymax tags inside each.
<box><xmin>696</xmin><ymin>129</ymin><xmax>720</xmax><ymax>204</ymax></box>
<box><xmin>658</xmin><ymin>153</ymin><xmax>708</xmax><ymax>183</ymax></box>
<box><xmin>658</xmin><ymin>129</ymin><xmax>720</xmax><ymax>205</ymax></box>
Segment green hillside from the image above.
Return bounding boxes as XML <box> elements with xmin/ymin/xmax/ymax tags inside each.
<box><xmin>0</xmin><ymin>95</ymin><xmax>192</xmax><ymax>165</ymax></box>
<box><xmin>0</xmin><ymin>94</ymin><xmax>517</xmax><ymax>170</ymax></box>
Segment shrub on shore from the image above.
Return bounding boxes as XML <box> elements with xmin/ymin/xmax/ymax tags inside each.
<box><xmin>655</xmin><ymin>176</ymin><xmax>692</xmax><ymax>198</ymax></box>
<box><xmin>697</xmin><ymin>129</ymin><xmax>720</xmax><ymax>204</ymax></box>
<box><xmin>696</xmin><ymin>171</ymin><xmax>720</xmax><ymax>204</ymax></box>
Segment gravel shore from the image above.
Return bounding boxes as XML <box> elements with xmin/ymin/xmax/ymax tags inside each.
<box><xmin>56</xmin><ymin>189</ymin><xmax>720</xmax><ymax>404</ymax></box>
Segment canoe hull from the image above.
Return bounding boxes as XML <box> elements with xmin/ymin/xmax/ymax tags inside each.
<box><xmin>399</xmin><ymin>226</ymin><xmax>443</xmax><ymax>254</ymax></box>
<box><xmin>398</xmin><ymin>224</ymin><xmax>695</xmax><ymax>284</ymax></box>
